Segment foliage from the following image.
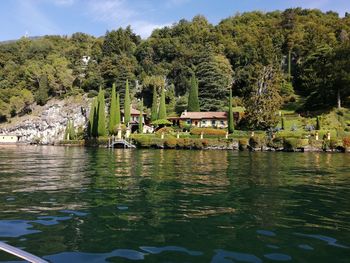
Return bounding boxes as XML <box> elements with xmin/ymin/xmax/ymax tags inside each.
<box><xmin>115</xmin><ymin>92</ymin><xmax>121</xmax><ymax>126</ymax></box>
<box><xmin>228</xmin><ymin>89</ymin><xmax>234</xmax><ymax>133</ymax></box>
<box><xmin>155</xmin><ymin>127</ymin><xmax>174</xmax><ymax>135</ymax></box>
<box><xmin>196</xmin><ymin>52</ymin><xmax>233</xmax><ymax>111</ymax></box>
<box><xmin>0</xmin><ymin>9</ymin><xmax>349</xmax><ymax>124</ymax></box>
<box><xmin>151</xmin><ymin>86</ymin><xmax>158</xmax><ymax>122</ymax></box>
<box><xmin>97</xmin><ymin>88</ymin><xmax>106</xmax><ymax>137</ymax></box>
<box><xmin>158</xmin><ymin>87</ymin><xmax>167</xmax><ymax>120</ymax></box>
<box><xmin>36</xmin><ymin>75</ymin><xmax>49</xmax><ymax>106</ymax></box>
<box><xmin>343</xmin><ymin>137</ymin><xmax>350</xmax><ymax>148</ymax></box>
<box><xmin>124</xmin><ymin>80</ymin><xmax>131</xmax><ymax>124</ymax></box>
<box><xmin>151</xmin><ymin>119</ymin><xmax>172</xmax><ymax>126</ymax></box>
<box><xmin>109</xmin><ymin>83</ymin><xmax>117</xmax><ymax>134</ymax></box>
<box><xmin>190</xmin><ymin>127</ymin><xmax>226</xmax><ymax>136</ymax></box>
<box><xmin>316</xmin><ymin>116</ymin><xmax>321</xmax><ymax>130</ymax></box>
<box><xmin>139</xmin><ymin>99</ymin><xmax>143</xmax><ymax>133</ymax></box>
<box><xmin>242</xmin><ymin>65</ymin><xmax>283</xmax><ymax>130</ymax></box>
<box><xmin>187</xmin><ymin>74</ymin><xmax>200</xmax><ymax>112</ymax></box>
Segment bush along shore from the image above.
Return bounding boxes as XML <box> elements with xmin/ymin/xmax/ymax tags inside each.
<box><xmin>58</xmin><ymin>128</ymin><xmax>350</xmax><ymax>153</ymax></box>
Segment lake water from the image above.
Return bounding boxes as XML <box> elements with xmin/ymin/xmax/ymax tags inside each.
<box><xmin>0</xmin><ymin>146</ymin><xmax>349</xmax><ymax>262</ymax></box>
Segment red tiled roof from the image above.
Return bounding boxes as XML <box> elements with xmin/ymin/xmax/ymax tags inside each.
<box><xmin>121</xmin><ymin>107</ymin><xmax>146</xmax><ymax>115</ymax></box>
<box><xmin>179</xmin><ymin>112</ymin><xmax>227</xmax><ymax>119</ymax></box>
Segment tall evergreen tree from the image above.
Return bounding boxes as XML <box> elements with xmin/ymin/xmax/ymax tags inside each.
<box><xmin>97</xmin><ymin>88</ymin><xmax>106</xmax><ymax>137</ymax></box>
<box><xmin>69</xmin><ymin>120</ymin><xmax>76</xmax><ymax>140</ymax></box>
<box><xmin>116</xmin><ymin>92</ymin><xmax>121</xmax><ymax>126</ymax></box>
<box><xmin>124</xmin><ymin>80</ymin><xmax>131</xmax><ymax>124</ymax></box>
<box><xmin>158</xmin><ymin>87</ymin><xmax>167</xmax><ymax>120</ymax></box>
<box><xmin>109</xmin><ymin>83</ymin><xmax>117</xmax><ymax>134</ymax></box>
<box><xmin>188</xmin><ymin>75</ymin><xmax>200</xmax><ymax>111</ymax></box>
<box><xmin>88</xmin><ymin>98</ymin><xmax>95</xmax><ymax>137</ymax></box>
<box><xmin>228</xmin><ymin>89</ymin><xmax>234</xmax><ymax>133</ymax></box>
<box><xmin>151</xmin><ymin>86</ymin><xmax>158</xmax><ymax>122</ymax></box>
<box><xmin>92</xmin><ymin>97</ymin><xmax>99</xmax><ymax>137</ymax></box>
<box><xmin>36</xmin><ymin>74</ymin><xmax>49</xmax><ymax>106</ymax></box>
<box><xmin>64</xmin><ymin>119</ymin><xmax>71</xmax><ymax>140</ymax></box>
<box><xmin>139</xmin><ymin>99</ymin><xmax>143</xmax><ymax>133</ymax></box>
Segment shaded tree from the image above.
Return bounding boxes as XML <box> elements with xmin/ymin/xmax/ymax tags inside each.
<box><xmin>187</xmin><ymin>75</ymin><xmax>200</xmax><ymax>112</ymax></box>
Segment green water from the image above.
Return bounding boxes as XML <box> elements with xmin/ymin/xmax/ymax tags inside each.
<box><xmin>0</xmin><ymin>146</ymin><xmax>349</xmax><ymax>262</ymax></box>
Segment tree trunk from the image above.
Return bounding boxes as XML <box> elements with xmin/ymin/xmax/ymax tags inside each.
<box><xmin>337</xmin><ymin>89</ymin><xmax>341</xmax><ymax>109</ymax></box>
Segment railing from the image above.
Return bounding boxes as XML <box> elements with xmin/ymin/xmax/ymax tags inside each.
<box><xmin>0</xmin><ymin>241</ymin><xmax>48</xmax><ymax>263</ymax></box>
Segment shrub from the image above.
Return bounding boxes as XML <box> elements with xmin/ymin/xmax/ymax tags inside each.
<box><xmin>133</xmin><ymin>136</ymin><xmax>151</xmax><ymax>147</ymax></box>
<box><xmin>239</xmin><ymin>138</ymin><xmax>249</xmax><ymax>150</ymax></box>
<box><xmin>249</xmin><ymin>135</ymin><xmax>266</xmax><ymax>148</ymax></box>
<box><xmin>283</xmin><ymin>138</ymin><xmax>298</xmax><ymax>151</ymax></box>
<box><xmin>343</xmin><ymin>137</ymin><xmax>350</xmax><ymax>148</ymax></box>
<box><xmin>164</xmin><ymin>137</ymin><xmax>177</xmax><ymax>149</ymax></box>
<box><xmin>156</xmin><ymin>127</ymin><xmax>174</xmax><ymax>136</ymax></box>
<box><xmin>190</xmin><ymin>127</ymin><xmax>226</xmax><ymax>136</ymax></box>
<box><xmin>268</xmin><ymin>137</ymin><xmax>284</xmax><ymax>148</ymax></box>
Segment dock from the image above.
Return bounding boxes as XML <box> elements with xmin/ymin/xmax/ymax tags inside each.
<box><xmin>107</xmin><ymin>138</ymin><xmax>136</xmax><ymax>149</ymax></box>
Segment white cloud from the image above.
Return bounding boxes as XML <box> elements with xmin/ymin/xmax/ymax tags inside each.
<box><xmin>52</xmin><ymin>0</ymin><xmax>75</xmax><ymax>6</ymax></box>
<box><xmin>17</xmin><ymin>0</ymin><xmax>61</xmax><ymax>36</ymax></box>
<box><xmin>86</xmin><ymin>0</ymin><xmax>171</xmax><ymax>38</ymax></box>
<box><xmin>132</xmin><ymin>21</ymin><xmax>171</xmax><ymax>38</ymax></box>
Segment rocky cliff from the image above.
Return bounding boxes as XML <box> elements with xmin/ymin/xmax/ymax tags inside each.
<box><xmin>0</xmin><ymin>95</ymin><xmax>90</xmax><ymax>144</ymax></box>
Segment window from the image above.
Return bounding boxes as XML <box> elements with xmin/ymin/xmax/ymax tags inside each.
<box><xmin>187</xmin><ymin>120</ymin><xmax>191</xmax><ymax>124</ymax></box>
<box><xmin>220</xmin><ymin>121</ymin><xmax>224</xmax><ymax>125</ymax></box>
<box><xmin>211</xmin><ymin>120</ymin><xmax>216</xmax><ymax>126</ymax></box>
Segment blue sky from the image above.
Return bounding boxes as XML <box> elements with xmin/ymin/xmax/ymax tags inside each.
<box><xmin>0</xmin><ymin>0</ymin><xmax>349</xmax><ymax>41</ymax></box>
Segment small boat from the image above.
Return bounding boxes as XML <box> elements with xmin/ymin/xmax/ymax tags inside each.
<box><xmin>0</xmin><ymin>241</ymin><xmax>48</xmax><ymax>263</ymax></box>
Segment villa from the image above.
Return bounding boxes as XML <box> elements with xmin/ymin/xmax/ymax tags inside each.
<box><xmin>169</xmin><ymin>110</ymin><xmax>240</xmax><ymax>128</ymax></box>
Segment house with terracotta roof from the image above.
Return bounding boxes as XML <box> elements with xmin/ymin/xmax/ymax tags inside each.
<box><xmin>121</xmin><ymin>107</ymin><xmax>146</xmax><ymax>125</ymax></box>
<box><xmin>170</xmin><ymin>110</ymin><xmax>238</xmax><ymax>128</ymax></box>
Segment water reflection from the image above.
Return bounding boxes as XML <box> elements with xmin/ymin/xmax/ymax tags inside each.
<box><xmin>0</xmin><ymin>147</ymin><xmax>349</xmax><ymax>262</ymax></box>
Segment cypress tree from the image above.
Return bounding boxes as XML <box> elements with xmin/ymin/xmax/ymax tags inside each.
<box><xmin>151</xmin><ymin>86</ymin><xmax>158</xmax><ymax>122</ymax></box>
<box><xmin>69</xmin><ymin>119</ymin><xmax>76</xmax><ymax>140</ymax></box>
<box><xmin>116</xmin><ymin>92</ymin><xmax>121</xmax><ymax>126</ymax></box>
<box><xmin>316</xmin><ymin>116</ymin><xmax>321</xmax><ymax>130</ymax></box>
<box><xmin>88</xmin><ymin>98</ymin><xmax>96</xmax><ymax>137</ymax></box>
<box><xmin>36</xmin><ymin>74</ymin><xmax>49</xmax><ymax>106</ymax></box>
<box><xmin>109</xmin><ymin>83</ymin><xmax>117</xmax><ymax>134</ymax></box>
<box><xmin>124</xmin><ymin>80</ymin><xmax>131</xmax><ymax>124</ymax></box>
<box><xmin>228</xmin><ymin>89</ymin><xmax>234</xmax><ymax>133</ymax></box>
<box><xmin>281</xmin><ymin>117</ymin><xmax>285</xmax><ymax>130</ymax></box>
<box><xmin>188</xmin><ymin>75</ymin><xmax>200</xmax><ymax>112</ymax></box>
<box><xmin>158</xmin><ymin>87</ymin><xmax>167</xmax><ymax>120</ymax></box>
<box><xmin>288</xmin><ymin>50</ymin><xmax>292</xmax><ymax>81</ymax></box>
<box><xmin>64</xmin><ymin>119</ymin><xmax>70</xmax><ymax>140</ymax></box>
<box><xmin>92</xmin><ymin>97</ymin><xmax>99</xmax><ymax>137</ymax></box>
<box><xmin>139</xmin><ymin>99</ymin><xmax>143</xmax><ymax>133</ymax></box>
<box><xmin>97</xmin><ymin>88</ymin><xmax>106</xmax><ymax>137</ymax></box>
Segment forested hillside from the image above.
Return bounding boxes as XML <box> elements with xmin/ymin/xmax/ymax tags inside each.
<box><xmin>1</xmin><ymin>8</ymin><xmax>350</xmax><ymax>127</ymax></box>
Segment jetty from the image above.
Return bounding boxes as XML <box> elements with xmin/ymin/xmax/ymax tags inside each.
<box><xmin>107</xmin><ymin>137</ymin><xmax>136</xmax><ymax>149</ymax></box>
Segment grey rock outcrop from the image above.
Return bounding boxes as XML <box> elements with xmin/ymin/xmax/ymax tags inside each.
<box><xmin>0</xmin><ymin>96</ymin><xmax>90</xmax><ymax>144</ymax></box>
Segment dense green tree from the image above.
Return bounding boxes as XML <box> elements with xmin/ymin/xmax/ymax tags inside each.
<box><xmin>195</xmin><ymin>52</ymin><xmax>233</xmax><ymax>111</ymax></box>
<box><xmin>109</xmin><ymin>83</ymin><xmax>117</xmax><ymax>134</ymax></box>
<box><xmin>158</xmin><ymin>87</ymin><xmax>167</xmax><ymax>120</ymax></box>
<box><xmin>97</xmin><ymin>88</ymin><xmax>106</xmax><ymax>137</ymax></box>
<box><xmin>228</xmin><ymin>89</ymin><xmax>234</xmax><ymax>133</ymax></box>
<box><xmin>124</xmin><ymin>80</ymin><xmax>131</xmax><ymax>124</ymax></box>
<box><xmin>187</xmin><ymin>75</ymin><xmax>200</xmax><ymax>112</ymax></box>
<box><xmin>151</xmin><ymin>86</ymin><xmax>158</xmax><ymax>122</ymax></box>
<box><xmin>36</xmin><ymin>75</ymin><xmax>49</xmax><ymax>106</ymax></box>
<box><xmin>242</xmin><ymin>65</ymin><xmax>283</xmax><ymax>130</ymax></box>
